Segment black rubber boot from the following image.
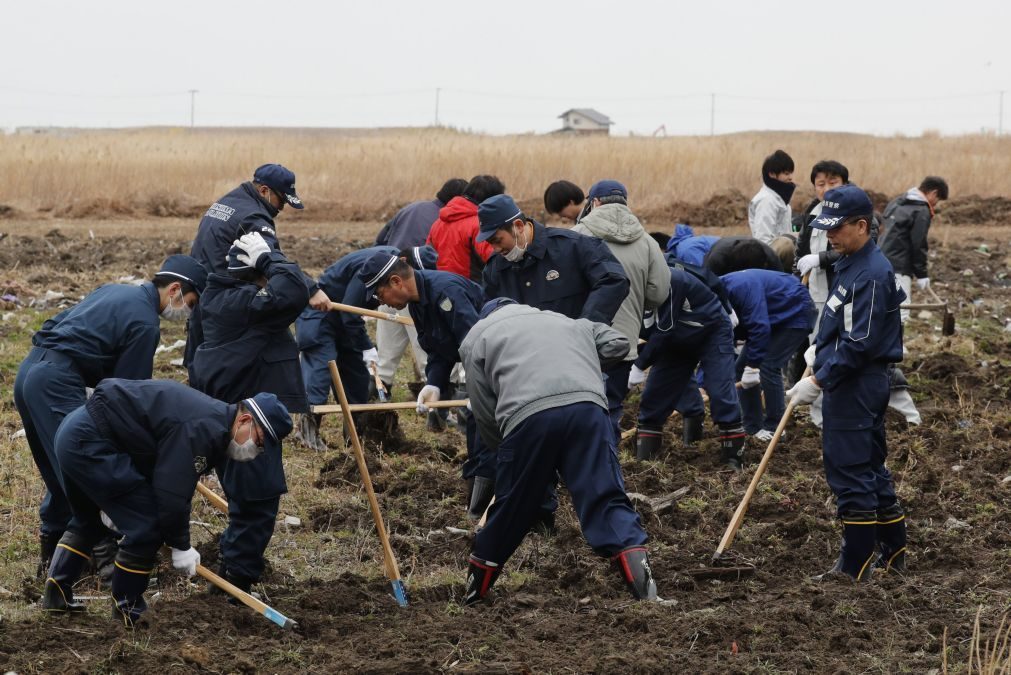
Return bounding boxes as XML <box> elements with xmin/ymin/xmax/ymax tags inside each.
<box><xmin>682</xmin><ymin>416</ymin><xmax>704</xmax><ymax>448</ymax></box>
<box><xmin>635</xmin><ymin>427</ymin><xmax>663</xmax><ymax>460</ymax></box>
<box><xmin>427</xmin><ymin>409</ymin><xmax>447</xmax><ymax>432</ymax></box>
<box><xmin>875</xmin><ymin>503</ymin><xmax>907</xmax><ymax>573</ymax></box>
<box><xmin>814</xmin><ymin>511</ymin><xmax>877</xmax><ymax>582</ymax></box>
<box><xmin>612</xmin><ymin>547</ymin><xmax>659</xmax><ymax>601</ymax></box>
<box><xmin>42</xmin><ymin>533</ymin><xmax>91</xmax><ymax>613</ymax></box>
<box><xmin>462</xmin><ymin>555</ymin><xmax>501</xmax><ymax>606</ymax></box>
<box><xmin>111</xmin><ymin>550</ymin><xmax>154</xmax><ymax>628</ymax></box>
<box><xmin>467</xmin><ymin>476</ymin><xmax>495</xmax><ymax>522</ymax></box>
<box><xmin>719</xmin><ymin>424</ymin><xmax>746</xmax><ymax>471</ymax></box>
<box><xmin>37</xmin><ymin>530</ymin><xmax>63</xmax><ymax>580</ymax></box>
<box><xmin>91</xmin><ymin>535</ymin><xmax>119</xmax><ymax>587</ymax></box>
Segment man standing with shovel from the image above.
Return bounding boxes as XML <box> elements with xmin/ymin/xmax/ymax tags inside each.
<box><xmin>786</xmin><ymin>185</ymin><xmax>907</xmax><ymax>581</ymax></box>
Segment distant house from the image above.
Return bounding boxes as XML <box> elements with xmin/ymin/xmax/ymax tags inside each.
<box><xmin>555</xmin><ymin>108</ymin><xmax>613</xmax><ymax>135</ymax></box>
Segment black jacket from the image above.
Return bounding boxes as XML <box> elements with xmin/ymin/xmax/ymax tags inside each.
<box><xmin>879</xmin><ymin>190</ymin><xmax>932</xmax><ymax>278</ymax></box>
<box><xmin>191</xmin><ymin>251</ymin><xmax>310</xmax><ymax>414</ymax></box>
<box><xmin>85</xmin><ymin>379</ymin><xmax>235</xmax><ymax>550</ymax></box>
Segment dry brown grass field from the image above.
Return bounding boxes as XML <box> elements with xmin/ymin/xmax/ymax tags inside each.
<box><xmin>3</xmin><ymin>128</ymin><xmax>1011</xmax><ymax>225</ymax></box>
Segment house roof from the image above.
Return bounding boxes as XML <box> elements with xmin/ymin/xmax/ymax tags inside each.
<box><xmin>557</xmin><ymin>108</ymin><xmax>613</xmax><ymax>126</ymax></box>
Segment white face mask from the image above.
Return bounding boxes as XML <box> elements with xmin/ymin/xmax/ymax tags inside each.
<box><xmin>503</xmin><ymin>225</ymin><xmax>527</xmax><ymax>263</ymax></box>
<box><xmin>226</xmin><ymin>421</ymin><xmax>264</xmax><ymax>462</ymax></box>
<box><xmin>161</xmin><ymin>289</ymin><xmax>192</xmax><ymax>322</ymax></box>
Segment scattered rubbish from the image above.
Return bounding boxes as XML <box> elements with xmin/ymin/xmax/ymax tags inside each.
<box><xmin>945</xmin><ymin>517</ymin><xmax>972</xmax><ymax>531</ymax></box>
<box><xmin>977</xmin><ymin>244</ymin><xmax>990</xmax><ymax>253</ymax></box>
<box><xmin>1</xmin><ymin>313</ymin><xmax>12</xmax><ymax>321</ymax></box>
<box><xmin>444</xmin><ymin>526</ymin><xmax>470</xmax><ymax>535</ymax></box>
<box><xmin>283</xmin><ymin>516</ymin><xmax>302</xmax><ymax>529</ymax></box>
<box><xmin>917</xmin><ymin>310</ymin><xmax>934</xmax><ymax>320</ymax></box>
<box><xmin>155</xmin><ymin>339</ymin><xmax>187</xmax><ymax>354</ymax></box>
<box><xmin>962</xmin><ymin>269</ymin><xmax>974</xmax><ymax>276</ymax></box>
<box><xmin>10</xmin><ymin>428</ymin><xmax>25</xmax><ymax>440</ymax></box>
<box><xmin>957</xmin><ymin>419</ymin><xmax>973</xmax><ymax>429</ymax></box>
<box><xmin>170</xmin><ymin>358</ymin><xmax>184</xmax><ymax>366</ymax></box>
<box><xmin>1001</xmin><ymin>475</ymin><xmax>1011</xmax><ymax>484</ymax></box>
<box><xmin>42</xmin><ymin>290</ymin><xmax>64</xmax><ymax>304</ymax></box>
<box><xmin>951</xmin><ymin>465</ymin><xmax>963</xmax><ymax>472</ymax></box>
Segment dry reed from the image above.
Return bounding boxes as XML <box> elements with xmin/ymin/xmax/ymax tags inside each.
<box><xmin>2</xmin><ymin>127</ymin><xmax>1010</xmax><ymax>218</ymax></box>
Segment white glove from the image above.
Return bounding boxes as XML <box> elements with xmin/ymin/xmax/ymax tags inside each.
<box><xmin>786</xmin><ymin>376</ymin><xmax>821</xmax><ymax>405</ymax></box>
<box><xmin>628</xmin><ymin>365</ymin><xmax>647</xmax><ymax>387</ymax></box>
<box><xmin>171</xmin><ymin>547</ymin><xmax>200</xmax><ymax>577</ymax></box>
<box><xmin>741</xmin><ymin>366</ymin><xmax>761</xmax><ymax>389</ymax></box>
<box><xmin>361</xmin><ymin>347</ymin><xmax>379</xmax><ymax>366</ymax></box>
<box><xmin>728</xmin><ymin>309</ymin><xmax>739</xmax><ymax>328</ymax></box>
<box><xmin>916</xmin><ymin>277</ymin><xmax>930</xmax><ymax>290</ymax></box>
<box><xmin>234</xmin><ymin>232</ymin><xmax>271</xmax><ymax>267</ymax></box>
<box><xmin>797</xmin><ymin>253</ymin><xmax>820</xmax><ymax>277</ymax></box>
<box><xmin>804</xmin><ymin>343</ymin><xmax>817</xmax><ymax>367</ymax></box>
<box><xmin>416</xmin><ymin>384</ymin><xmax>440</xmax><ymax>413</ymax></box>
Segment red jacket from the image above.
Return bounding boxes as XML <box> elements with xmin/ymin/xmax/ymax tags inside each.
<box><xmin>426</xmin><ymin>197</ymin><xmax>493</xmax><ymax>281</ymax></box>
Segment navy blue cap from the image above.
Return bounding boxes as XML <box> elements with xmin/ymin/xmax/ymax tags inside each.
<box><xmin>588</xmin><ymin>179</ymin><xmax>627</xmax><ymax>200</ymax></box>
<box><xmin>478</xmin><ymin>297</ymin><xmax>517</xmax><ymax>320</ymax></box>
<box><xmin>810</xmin><ymin>184</ymin><xmax>874</xmax><ymax>230</ymax></box>
<box><xmin>407</xmin><ymin>245</ymin><xmax>438</xmax><ymax>271</ymax></box>
<box><xmin>358</xmin><ymin>251</ymin><xmax>400</xmax><ymax>299</ymax></box>
<box><xmin>156</xmin><ymin>255</ymin><xmax>208</xmax><ymax>296</ymax></box>
<box><xmin>476</xmin><ymin>194</ymin><xmax>523</xmax><ymax>243</ymax></box>
<box><xmin>253</xmin><ymin>163</ymin><xmax>304</xmax><ymax>209</ymax></box>
<box><xmin>243</xmin><ymin>392</ymin><xmax>293</xmax><ymax>455</ymax></box>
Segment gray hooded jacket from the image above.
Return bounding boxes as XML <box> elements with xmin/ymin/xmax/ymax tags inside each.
<box><xmin>572</xmin><ymin>203</ymin><xmax>669</xmax><ymax>360</ymax></box>
<box><xmin>460</xmin><ymin>304</ymin><xmax>629</xmax><ymax>449</ymax></box>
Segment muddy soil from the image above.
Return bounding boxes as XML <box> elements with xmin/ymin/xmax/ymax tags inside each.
<box><xmin>0</xmin><ymin>224</ymin><xmax>1009</xmax><ymax>672</ymax></box>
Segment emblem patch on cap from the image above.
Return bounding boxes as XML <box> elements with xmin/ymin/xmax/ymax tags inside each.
<box><xmin>440</xmin><ymin>297</ymin><xmax>453</xmax><ymax>311</ymax></box>
<box><xmin>545</xmin><ymin>270</ymin><xmax>560</xmax><ymax>281</ymax></box>
<box><xmin>194</xmin><ymin>455</ymin><xmax>208</xmax><ymax>474</ymax></box>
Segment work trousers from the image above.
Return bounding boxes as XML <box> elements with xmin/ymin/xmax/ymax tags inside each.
<box><xmin>822</xmin><ymin>366</ymin><xmax>898</xmax><ymax>516</ymax></box>
<box><xmin>473</xmin><ymin>403</ymin><xmax>647</xmax><ymax>566</ymax></box>
<box><xmin>14</xmin><ymin>347</ymin><xmax>88</xmax><ymax>536</ymax></box>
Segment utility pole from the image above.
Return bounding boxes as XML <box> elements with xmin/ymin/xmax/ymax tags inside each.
<box><xmin>1000</xmin><ymin>90</ymin><xmax>1005</xmax><ymax>135</ymax></box>
<box><xmin>434</xmin><ymin>87</ymin><xmax>441</xmax><ymax>127</ymax></box>
<box><xmin>709</xmin><ymin>93</ymin><xmax>715</xmax><ymax>136</ymax></box>
<box><xmin>189</xmin><ymin>89</ymin><xmax>198</xmax><ymax>128</ymax></box>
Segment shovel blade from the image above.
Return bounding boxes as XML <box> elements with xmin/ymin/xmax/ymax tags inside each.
<box><xmin>390</xmin><ymin>579</ymin><xmax>409</xmax><ymax>607</ymax></box>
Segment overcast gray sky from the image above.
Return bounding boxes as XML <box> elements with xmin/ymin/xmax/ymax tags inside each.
<box><xmin>2</xmin><ymin>0</ymin><xmax>1007</xmax><ymax>136</ymax></box>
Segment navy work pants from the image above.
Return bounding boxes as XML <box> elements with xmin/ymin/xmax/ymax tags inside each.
<box><xmin>219</xmin><ymin>496</ymin><xmax>280</xmax><ymax>582</ymax></box>
<box><xmin>638</xmin><ymin>328</ymin><xmax>740</xmax><ymax>429</ymax></box>
<box><xmin>736</xmin><ymin>326</ymin><xmax>811</xmax><ymax>434</ymax></box>
<box><xmin>14</xmin><ymin>347</ymin><xmax>88</xmax><ymax>536</ymax></box>
<box><xmin>473</xmin><ymin>402</ymin><xmax>647</xmax><ymax>566</ymax></box>
<box><xmin>55</xmin><ymin>407</ymin><xmax>164</xmax><ymax>560</ymax></box>
<box><xmin>822</xmin><ymin>366</ymin><xmax>898</xmax><ymax>516</ymax></box>
<box><xmin>602</xmin><ymin>361</ymin><xmax>632</xmax><ymax>443</ymax></box>
<box><xmin>300</xmin><ymin>332</ymin><xmax>369</xmax><ymax>406</ymax></box>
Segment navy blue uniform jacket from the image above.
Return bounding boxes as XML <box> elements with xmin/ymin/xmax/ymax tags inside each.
<box><xmin>721</xmin><ymin>269</ymin><xmax>814</xmax><ymax>366</ymax></box>
<box><xmin>84</xmin><ymin>379</ymin><xmax>235</xmax><ymax>551</ymax></box>
<box><xmin>482</xmin><ymin>222</ymin><xmax>629</xmax><ymax>325</ymax></box>
<box><xmin>636</xmin><ymin>266</ymin><xmax>730</xmax><ymax>369</ymax></box>
<box><xmin>408</xmin><ymin>269</ymin><xmax>485</xmax><ymax>392</ymax></box>
<box><xmin>296</xmin><ymin>246</ymin><xmax>400</xmax><ymax>353</ymax></box>
<box><xmin>191</xmin><ymin>251</ymin><xmax>310</xmax><ymax>414</ymax></box>
<box><xmin>814</xmin><ymin>240</ymin><xmax>905</xmax><ymax>391</ymax></box>
<box><xmin>191</xmin><ymin>183</ymin><xmax>284</xmax><ymax>276</ymax></box>
<box><xmin>374</xmin><ymin>199</ymin><xmax>442</xmax><ymax>249</ymax></box>
<box><xmin>32</xmin><ymin>282</ymin><xmax>161</xmax><ymax>387</ymax></box>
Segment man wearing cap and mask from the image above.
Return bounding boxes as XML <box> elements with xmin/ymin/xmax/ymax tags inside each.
<box><xmin>41</xmin><ymin>379</ymin><xmax>291</xmax><ymax>626</ymax></box>
<box><xmin>187</xmin><ymin>164</ymin><xmax>331</xmax><ymax>375</ymax></box>
<box><xmin>459</xmin><ymin>299</ymin><xmax>657</xmax><ymax>605</ymax></box>
<box><xmin>359</xmin><ymin>249</ymin><xmax>492</xmax><ymax>519</ymax></box>
<box><xmin>14</xmin><ymin>255</ymin><xmax>207</xmax><ymax>582</ymax></box>
<box><xmin>785</xmin><ymin>184</ymin><xmax>907</xmax><ymax>582</ymax></box>
<box><xmin>479</xmin><ymin>194</ymin><xmax>629</xmax><ymax>326</ymax></box>
<box><xmin>295</xmin><ymin>245</ymin><xmax>439</xmax><ymax>449</ymax></box>
<box><xmin>570</xmin><ymin>180</ymin><xmax>669</xmax><ymax>442</ymax></box>
<box><xmin>190</xmin><ymin>232</ymin><xmax>310</xmax><ymax>594</ymax></box>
